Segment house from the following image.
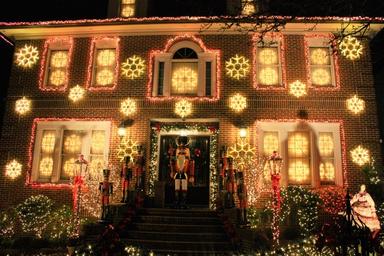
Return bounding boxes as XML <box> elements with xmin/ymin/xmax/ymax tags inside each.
<box><xmin>0</xmin><ymin>0</ymin><xmax>383</xmax><ymax>217</ymax></box>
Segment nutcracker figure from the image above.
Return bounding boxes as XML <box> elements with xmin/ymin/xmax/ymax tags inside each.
<box><xmin>121</xmin><ymin>156</ymin><xmax>133</xmax><ymax>203</ymax></box>
<box><xmin>134</xmin><ymin>146</ymin><xmax>145</xmax><ymax>191</ymax></box>
<box><xmin>225</xmin><ymin>157</ymin><xmax>236</xmax><ymax>208</ymax></box>
<box><xmin>173</xmin><ymin>136</ymin><xmax>190</xmax><ymax>209</ymax></box>
<box><xmin>219</xmin><ymin>146</ymin><xmax>228</xmax><ymax>191</ymax></box>
<box><xmin>167</xmin><ymin>143</ymin><xmax>176</xmax><ymax>180</ymax></box>
<box><xmin>236</xmin><ymin>171</ymin><xmax>249</xmax><ymax>227</ymax></box>
<box><xmin>99</xmin><ymin>169</ymin><xmax>113</xmax><ymax>221</ymax></box>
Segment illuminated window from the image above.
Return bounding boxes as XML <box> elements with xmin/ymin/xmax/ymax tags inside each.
<box><xmin>256</xmin><ymin>43</ymin><xmax>282</xmax><ymax>87</ymax></box>
<box><xmin>241</xmin><ymin>0</ymin><xmax>256</xmax><ymax>15</ymax></box>
<box><xmin>151</xmin><ymin>39</ymin><xmax>218</xmax><ymax>98</ymax></box>
<box><xmin>31</xmin><ymin>121</ymin><xmax>110</xmax><ymax>183</ymax></box>
<box><xmin>257</xmin><ymin>121</ymin><xmax>343</xmax><ymax>187</ymax></box>
<box><xmin>88</xmin><ymin>38</ymin><xmax>119</xmax><ymax>90</ymax></box>
<box><xmin>41</xmin><ymin>38</ymin><xmax>73</xmax><ymax>91</ymax></box>
<box><xmin>305</xmin><ymin>35</ymin><xmax>338</xmax><ymax>88</ymax></box>
<box><xmin>120</xmin><ymin>0</ymin><xmax>135</xmax><ymax>17</ymax></box>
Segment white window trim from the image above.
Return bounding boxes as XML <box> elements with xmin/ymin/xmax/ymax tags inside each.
<box><xmin>306</xmin><ymin>36</ymin><xmax>337</xmax><ymax>87</ymax></box>
<box><xmin>31</xmin><ymin>121</ymin><xmax>111</xmax><ymax>183</ymax></box>
<box><xmin>256</xmin><ymin>39</ymin><xmax>283</xmax><ymax>87</ymax></box>
<box><xmin>152</xmin><ymin>40</ymin><xmax>217</xmax><ymax>98</ymax></box>
<box><xmin>43</xmin><ymin>40</ymin><xmax>71</xmax><ymax>88</ymax></box>
<box><xmin>256</xmin><ymin>121</ymin><xmax>343</xmax><ymax>188</ymax></box>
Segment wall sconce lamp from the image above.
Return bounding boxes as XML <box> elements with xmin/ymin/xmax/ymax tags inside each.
<box><xmin>118</xmin><ymin>119</ymin><xmax>134</xmax><ymax>137</ymax></box>
<box><xmin>239</xmin><ymin>127</ymin><xmax>247</xmax><ymax>139</ymax></box>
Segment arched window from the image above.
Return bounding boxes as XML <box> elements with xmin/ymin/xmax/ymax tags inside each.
<box><xmin>150</xmin><ymin>38</ymin><xmax>218</xmax><ymax>99</ymax></box>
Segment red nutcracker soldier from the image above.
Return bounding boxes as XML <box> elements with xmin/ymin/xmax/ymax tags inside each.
<box><xmin>167</xmin><ymin>144</ymin><xmax>176</xmax><ymax>180</ymax></box>
<box><xmin>173</xmin><ymin>136</ymin><xmax>190</xmax><ymax>209</ymax></box>
<box><xmin>99</xmin><ymin>169</ymin><xmax>113</xmax><ymax>221</ymax></box>
<box><xmin>235</xmin><ymin>171</ymin><xmax>249</xmax><ymax>227</ymax></box>
<box><xmin>225</xmin><ymin>157</ymin><xmax>236</xmax><ymax>208</ymax></box>
<box><xmin>121</xmin><ymin>156</ymin><xmax>133</xmax><ymax>203</ymax></box>
<box><xmin>134</xmin><ymin>146</ymin><xmax>145</xmax><ymax>191</ymax></box>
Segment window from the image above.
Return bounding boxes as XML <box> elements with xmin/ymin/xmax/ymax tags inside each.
<box><xmin>257</xmin><ymin>121</ymin><xmax>343</xmax><ymax>187</ymax></box>
<box><xmin>149</xmin><ymin>37</ymin><xmax>219</xmax><ymax>100</ymax></box>
<box><xmin>120</xmin><ymin>0</ymin><xmax>135</xmax><ymax>17</ymax></box>
<box><xmin>31</xmin><ymin>120</ymin><xmax>111</xmax><ymax>183</ymax></box>
<box><xmin>305</xmin><ymin>34</ymin><xmax>339</xmax><ymax>89</ymax></box>
<box><xmin>87</xmin><ymin>38</ymin><xmax>120</xmax><ymax>91</ymax></box>
<box><xmin>253</xmin><ymin>34</ymin><xmax>286</xmax><ymax>89</ymax></box>
<box><xmin>241</xmin><ymin>0</ymin><xmax>256</xmax><ymax>15</ymax></box>
<box><xmin>39</xmin><ymin>38</ymin><xmax>73</xmax><ymax>91</ymax></box>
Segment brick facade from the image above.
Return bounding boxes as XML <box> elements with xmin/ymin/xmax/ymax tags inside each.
<box><xmin>0</xmin><ymin>28</ymin><xmax>382</xmax><ymax>209</ymax></box>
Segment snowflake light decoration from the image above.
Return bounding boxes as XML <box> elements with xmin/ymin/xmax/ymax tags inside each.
<box><xmin>68</xmin><ymin>85</ymin><xmax>85</xmax><ymax>102</ymax></box>
<box><xmin>259</xmin><ymin>67</ymin><xmax>278</xmax><ymax>85</ymax></box>
<box><xmin>120</xmin><ymin>98</ymin><xmax>137</xmax><ymax>116</ymax></box>
<box><xmin>121</xmin><ymin>55</ymin><xmax>145</xmax><ymax>79</ymax></box>
<box><xmin>310</xmin><ymin>48</ymin><xmax>329</xmax><ymax>65</ymax></box>
<box><xmin>49</xmin><ymin>70</ymin><xmax>66</xmax><ymax>86</ymax></box>
<box><xmin>175</xmin><ymin>99</ymin><xmax>192</xmax><ymax>119</ymax></box>
<box><xmin>311</xmin><ymin>68</ymin><xmax>331</xmax><ymax>86</ymax></box>
<box><xmin>259</xmin><ymin>48</ymin><xmax>278</xmax><ymax>65</ymax></box>
<box><xmin>97</xmin><ymin>49</ymin><xmax>116</xmax><ymax>66</ymax></box>
<box><xmin>96</xmin><ymin>69</ymin><xmax>114</xmax><ymax>86</ymax></box>
<box><xmin>225</xmin><ymin>54</ymin><xmax>250</xmax><ymax>80</ymax></box>
<box><xmin>228</xmin><ymin>140</ymin><xmax>256</xmax><ymax>170</ymax></box>
<box><xmin>346</xmin><ymin>95</ymin><xmax>365</xmax><ymax>114</ymax></box>
<box><xmin>350</xmin><ymin>145</ymin><xmax>370</xmax><ymax>166</ymax></box>
<box><xmin>229</xmin><ymin>93</ymin><xmax>247</xmax><ymax>112</ymax></box>
<box><xmin>5</xmin><ymin>159</ymin><xmax>22</xmax><ymax>179</ymax></box>
<box><xmin>50</xmin><ymin>51</ymin><xmax>68</xmax><ymax>68</ymax></box>
<box><xmin>289</xmin><ymin>80</ymin><xmax>307</xmax><ymax>98</ymax></box>
<box><xmin>339</xmin><ymin>36</ymin><xmax>363</xmax><ymax>61</ymax></box>
<box><xmin>39</xmin><ymin>157</ymin><xmax>54</xmax><ymax>177</ymax></box>
<box><xmin>15</xmin><ymin>97</ymin><xmax>31</xmax><ymax>115</ymax></box>
<box><xmin>15</xmin><ymin>44</ymin><xmax>39</xmax><ymax>68</ymax></box>
<box><xmin>117</xmin><ymin>137</ymin><xmax>138</xmax><ymax>162</ymax></box>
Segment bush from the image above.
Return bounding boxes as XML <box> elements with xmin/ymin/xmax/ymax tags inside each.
<box><xmin>0</xmin><ymin>208</ymin><xmax>16</xmax><ymax>240</ymax></box>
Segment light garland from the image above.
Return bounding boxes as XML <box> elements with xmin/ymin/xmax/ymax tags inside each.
<box><xmin>339</xmin><ymin>35</ymin><xmax>363</xmax><ymax>60</ymax></box>
<box><xmin>252</xmin><ymin>33</ymin><xmax>287</xmax><ymax>90</ymax></box>
<box><xmin>5</xmin><ymin>159</ymin><xmax>22</xmax><ymax>179</ymax></box>
<box><xmin>346</xmin><ymin>95</ymin><xmax>365</xmax><ymax>114</ymax></box>
<box><xmin>304</xmin><ymin>33</ymin><xmax>340</xmax><ymax>91</ymax></box>
<box><xmin>121</xmin><ymin>55</ymin><xmax>145</xmax><ymax>79</ymax></box>
<box><xmin>15</xmin><ymin>96</ymin><xmax>31</xmax><ymax>115</ymax></box>
<box><xmin>146</xmin><ymin>34</ymin><xmax>221</xmax><ymax>101</ymax></box>
<box><xmin>68</xmin><ymin>85</ymin><xmax>86</xmax><ymax>102</ymax></box>
<box><xmin>149</xmin><ymin>123</ymin><xmax>218</xmax><ymax>208</ymax></box>
<box><xmin>229</xmin><ymin>93</ymin><xmax>247</xmax><ymax>112</ymax></box>
<box><xmin>120</xmin><ymin>98</ymin><xmax>137</xmax><ymax>116</ymax></box>
<box><xmin>289</xmin><ymin>80</ymin><xmax>307</xmax><ymax>97</ymax></box>
<box><xmin>86</xmin><ymin>37</ymin><xmax>120</xmax><ymax>91</ymax></box>
<box><xmin>38</xmin><ymin>37</ymin><xmax>73</xmax><ymax>92</ymax></box>
<box><xmin>350</xmin><ymin>145</ymin><xmax>370</xmax><ymax>166</ymax></box>
<box><xmin>15</xmin><ymin>44</ymin><xmax>39</xmax><ymax>68</ymax></box>
<box><xmin>225</xmin><ymin>54</ymin><xmax>250</xmax><ymax>79</ymax></box>
<box><xmin>174</xmin><ymin>99</ymin><xmax>192</xmax><ymax>119</ymax></box>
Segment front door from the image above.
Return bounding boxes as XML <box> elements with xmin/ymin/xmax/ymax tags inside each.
<box><xmin>158</xmin><ymin>135</ymin><xmax>210</xmax><ymax>206</ymax></box>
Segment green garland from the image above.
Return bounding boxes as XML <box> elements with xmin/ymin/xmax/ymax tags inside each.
<box><xmin>148</xmin><ymin>123</ymin><xmax>219</xmax><ymax>209</ymax></box>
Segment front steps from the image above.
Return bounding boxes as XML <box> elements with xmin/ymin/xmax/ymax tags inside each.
<box><xmin>120</xmin><ymin>208</ymin><xmax>236</xmax><ymax>255</ymax></box>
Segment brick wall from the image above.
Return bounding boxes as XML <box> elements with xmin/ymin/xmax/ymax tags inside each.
<box><xmin>0</xmin><ymin>33</ymin><xmax>381</xmax><ymax>209</ymax></box>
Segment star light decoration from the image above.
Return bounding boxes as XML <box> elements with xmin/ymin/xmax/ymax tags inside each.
<box><xmin>350</xmin><ymin>145</ymin><xmax>370</xmax><ymax>166</ymax></box>
<box><xmin>117</xmin><ymin>137</ymin><xmax>138</xmax><ymax>162</ymax></box>
<box><xmin>5</xmin><ymin>159</ymin><xmax>22</xmax><ymax>179</ymax></box>
<box><xmin>339</xmin><ymin>36</ymin><xmax>363</xmax><ymax>60</ymax></box>
<box><xmin>174</xmin><ymin>99</ymin><xmax>192</xmax><ymax>119</ymax></box>
<box><xmin>121</xmin><ymin>55</ymin><xmax>145</xmax><ymax>79</ymax></box>
<box><xmin>15</xmin><ymin>44</ymin><xmax>39</xmax><ymax>68</ymax></box>
<box><xmin>68</xmin><ymin>85</ymin><xmax>86</xmax><ymax>102</ymax></box>
<box><xmin>15</xmin><ymin>97</ymin><xmax>31</xmax><ymax>115</ymax></box>
<box><xmin>120</xmin><ymin>98</ymin><xmax>137</xmax><ymax>116</ymax></box>
<box><xmin>229</xmin><ymin>93</ymin><xmax>247</xmax><ymax>112</ymax></box>
<box><xmin>225</xmin><ymin>54</ymin><xmax>250</xmax><ymax>79</ymax></box>
<box><xmin>289</xmin><ymin>80</ymin><xmax>307</xmax><ymax>98</ymax></box>
<box><xmin>346</xmin><ymin>95</ymin><xmax>365</xmax><ymax>114</ymax></box>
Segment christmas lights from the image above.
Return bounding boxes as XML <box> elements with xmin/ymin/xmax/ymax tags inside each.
<box><xmin>86</xmin><ymin>37</ymin><xmax>120</xmax><ymax>91</ymax></box>
<box><xmin>116</xmin><ymin>137</ymin><xmax>138</xmax><ymax>162</ymax></box>
<box><xmin>120</xmin><ymin>98</ymin><xmax>137</xmax><ymax>116</ymax></box>
<box><xmin>289</xmin><ymin>80</ymin><xmax>307</xmax><ymax>97</ymax></box>
<box><xmin>350</xmin><ymin>145</ymin><xmax>370</xmax><ymax>166</ymax></box>
<box><xmin>5</xmin><ymin>159</ymin><xmax>22</xmax><ymax>179</ymax></box>
<box><xmin>69</xmin><ymin>85</ymin><xmax>86</xmax><ymax>102</ymax></box>
<box><xmin>15</xmin><ymin>44</ymin><xmax>39</xmax><ymax>68</ymax></box>
<box><xmin>225</xmin><ymin>54</ymin><xmax>250</xmax><ymax>80</ymax></box>
<box><xmin>147</xmin><ymin>34</ymin><xmax>221</xmax><ymax>101</ymax></box>
<box><xmin>346</xmin><ymin>95</ymin><xmax>365</xmax><ymax>114</ymax></box>
<box><xmin>174</xmin><ymin>99</ymin><xmax>192</xmax><ymax>119</ymax></box>
<box><xmin>38</xmin><ymin>37</ymin><xmax>74</xmax><ymax>92</ymax></box>
<box><xmin>339</xmin><ymin>35</ymin><xmax>363</xmax><ymax>60</ymax></box>
<box><xmin>121</xmin><ymin>55</ymin><xmax>145</xmax><ymax>79</ymax></box>
<box><xmin>15</xmin><ymin>96</ymin><xmax>31</xmax><ymax>115</ymax></box>
<box><xmin>229</xmin><ymin>93</ymin><xmax>247</xmax><ymax>112</ymax></box>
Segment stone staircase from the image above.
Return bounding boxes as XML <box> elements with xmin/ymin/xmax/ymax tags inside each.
<box><xmin>120</xmin><ymin>207</ymin><xmax>236</xmax><ymax>255</ymax></box>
